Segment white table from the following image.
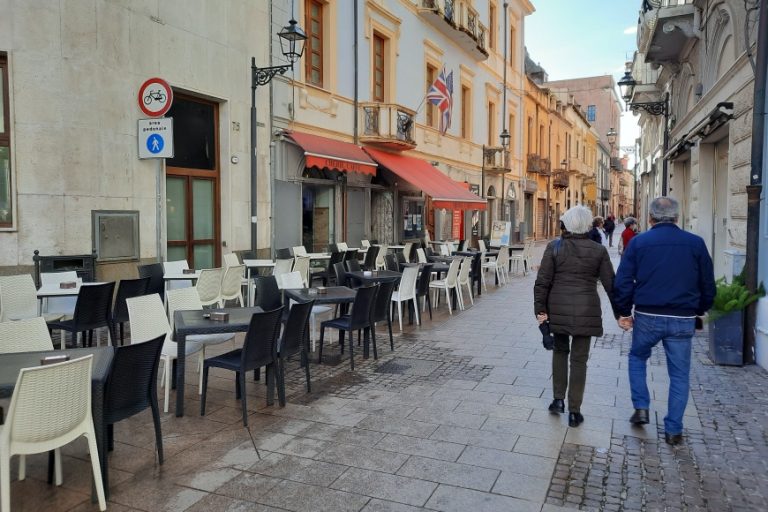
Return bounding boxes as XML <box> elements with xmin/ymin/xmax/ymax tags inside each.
<box><xmin>307</xmin><ymin>253</ymin><xmax>331</xmax><ymax>260</ymax></box>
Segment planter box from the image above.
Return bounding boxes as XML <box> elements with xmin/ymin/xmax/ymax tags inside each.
<box><xmin>708</xmin><ymin>310</ymin><xmax>744</xmax><ymax>366</ymax></box>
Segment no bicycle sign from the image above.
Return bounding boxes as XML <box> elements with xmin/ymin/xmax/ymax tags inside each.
<box><xmin>138</xmin><ymin>77</ymin><xmax>173</xmax><ymax>117</ymax></box>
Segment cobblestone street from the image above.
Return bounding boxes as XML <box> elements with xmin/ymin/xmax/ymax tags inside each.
<box><xmin>11</xmin><ymin>242</ymin><xmax>768</xmax><ymax>512</ymax></box>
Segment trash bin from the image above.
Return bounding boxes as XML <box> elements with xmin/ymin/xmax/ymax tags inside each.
<box><xmin>708</xmin><ymin>311</ymin><xmax>744</xmax><ymax>366</ymax></box>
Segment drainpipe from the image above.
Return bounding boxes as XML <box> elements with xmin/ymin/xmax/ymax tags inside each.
<box><xmin>353</xmin><ymin>0</ymin><xmax>359</xmax><ymax>144</ymax></box>
<box><xmin>744</xmin><ymin>0</ymin><xmax>767</xmax><ymax>365</ymax></box>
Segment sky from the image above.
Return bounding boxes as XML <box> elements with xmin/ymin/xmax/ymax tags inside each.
<box><xmin>525</xmin><ymin>0</ymin><xmax>641</xmax><ymax>158</ymax></box>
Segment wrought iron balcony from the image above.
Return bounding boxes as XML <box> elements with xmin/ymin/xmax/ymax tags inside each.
<box><xmin>552</xmin><ymin>171</ymin><xmax>569</xmax><ymax>189</ymax></box>
<box><xmin>600</xmin><ymin>188</ymin><xmax>611</xmax><ymax>201</ymax></box>
<box><xmin>418</xmin><ymin>0</ymin><xmax>488</xmax><ymax>60</ymax></box>
<box><xmin>539</xmin><ymin>157</ymin><xmax>551</xmax><ymax>175</ymax></box>
<box><xmin>638</xmin><ymin>0</ymin><xmax>697</xmax><ymax>66</ymax></box>
<box><xmin>360</xmin><ymin>103</ymin><xmax>417</xmax><ymax>150</ymax></box>
<box><xmin>526</xmin><ymin>153</ymin><xmax>541</xmax><ymax>174</ymax></box>
<box><xmin>522</xmin><ymin>178</ymin><xmax>538</xmax><ymax>193</ymax></box>
<box><xmin>483</xmin><ymin>146</ymin><xmax>507</xmax><ymax>175</ymax></box>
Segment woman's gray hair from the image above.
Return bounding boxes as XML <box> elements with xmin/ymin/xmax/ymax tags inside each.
<box><xmin>560</xmin><ymin>206</ymin><xmax>593</xmax><ymax>234</ymax></box>
<box><xmin>649</xmin><ymin>196</ymin><xmax>679</xmax><ymax>223</ymax></box>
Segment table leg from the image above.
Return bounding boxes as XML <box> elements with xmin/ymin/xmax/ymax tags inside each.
<box><xmin>175</xmin><ymin>333</ymin><xmax>186</xmax><ymax>417</ymax></box>
<box><xmin>247</xmin><ymin>268</ymin><xmax>253</xmax><ymax>307</ymax></box>
<box><xmin>92</xmin><ymin>385</ymin><xmax>108</xmax><ymax>502</ymax></box>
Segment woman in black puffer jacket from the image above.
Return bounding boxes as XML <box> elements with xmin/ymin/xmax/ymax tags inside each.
<box><xmin>534</xmin><ymin>206</ymin><xmax>616</xmax><ymax>428</ymax></box>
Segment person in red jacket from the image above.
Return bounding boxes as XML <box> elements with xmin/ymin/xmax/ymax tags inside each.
<box><xmin>619</xmin><ymin>217</ymin><xmax>637</xmax><ymax>255</ymax></box>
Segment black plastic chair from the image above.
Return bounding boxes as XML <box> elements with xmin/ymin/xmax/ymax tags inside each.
<box><xmin>48</xmin><ymin>282</ymin><xmax>116</xmax><ymax>348</ymax></box>
<box><xmin>416</xmin><ymin>263</ymin><xmax>434</xmax><ymax>320</ymax></box>
<box><xmin>137</xmin><ymin>263</ymin><xmax>164</xmax><ymax>300</ymax></box>
<box><xmin>328</xmin><ymin>243</ymin><xmax>339</xmax><ymax>253</ymax></box>
<box><xmin>253</xmin><ymin>275</ymin><xmax>282</xmax><ymax>310</ymax></box>
<box><xmin>201</xmin><ymin>307</ymin><xmax>284</xmax><ymax>426</ymax></box>
<box><xmin>395</xmin><ymin>252</ymin><xmax>407</xmax><ymax>266</ymax></box>
<box><xmin>333</xmin><ymin>262</ymin><xmax>349</xmax><ymax>288</ymax></box>
<box><xmin>362</xmin><ymin>246</ymin><xmax>379</xmax><ymax>271</ymax></box>
<box><xmin>104</xmin><ymin>334</ymin><xmax>165</xmax><ymax>463</ymax></box>
<box><xmin>312</xmin><ymin>251</ymin><xmax>344</xmax><ymax>286</ymax></box>
<box><xmin>345</xmin><ymin>258</ymin><xmax>361</xmax><ymax>272</ymax></box>
<box><xmin>343</xmin><ymin>249</ymin><xmax>360</xmax><ymax>264</ymax></box>
<box><xmin>319</xmin><ymin>285</ymin><xmax>378</xmax><ymax>370</ymax></box>
<box><xmin>371</xmin><ymin>279</ymin><xmax>397</xmax><ymax>352</ymax></box>
<box><xmin>275</xmin><ymin>248</ymin><xmax>292</xmax><ymax>259</ymax></box>
<box><xmin>110</xmin><ymin>277</ymin><xmax>149</xmax><ymax>345</ymax></box>
<box><xmin>385</xmin><ymin>254</ymin><xmax>399</xmax><ymax>272</ymax></box>
<box><xmin>277</xmin><ymin>300</ymin><xmax>315</xmax><ymax>396</ymax></box>
<box><xmin>458</xmin><ymin>240</ymin><xmax>468</xmax><ymax>252</ymax></box>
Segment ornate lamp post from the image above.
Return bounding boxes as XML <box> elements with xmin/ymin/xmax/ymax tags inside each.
<box><xmin>250</xmin><ymin>18</ymin><xmax>307</xmax><ymax>254</ymax></box>
<box><xmin>618</xmin><ymin>70</ymin><xmax>670</xmax><ymax>196</ymax></box>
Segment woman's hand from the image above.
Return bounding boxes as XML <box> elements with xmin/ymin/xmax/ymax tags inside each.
<box><xmin>536</xmin><ymin>313</ymin><xmax>548</xmax><ymax>324</ymax></box>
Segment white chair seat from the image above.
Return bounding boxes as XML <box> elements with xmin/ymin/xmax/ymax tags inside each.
<box><xmin>161</xmin><ymin>340</ymin><xmax>205</xmax><ymax>358</ymax></box>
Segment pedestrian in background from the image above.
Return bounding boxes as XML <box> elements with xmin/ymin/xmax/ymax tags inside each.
<box><xmin>613</xmin><ymin>197</ymin><xmax>715</xmax><ymax>445</ymax></box>
<box><xmin>534</xmin><ymin>206</ymin><xmax>616</xmax><ymax>428</ymax></box>
<box><xmin>604</xmin><ymin>215</ymin><xmax>616</xmax><ymax>247</ymax></box>
<box><xmin>588</xmin><ymin>216</ymin><xmax>604</xmax><ymax>245</ymax></box>
<box><xmin>618</xmin><ymin>217</ymin><xmax>637</xmax><ymax>256</ymax></box>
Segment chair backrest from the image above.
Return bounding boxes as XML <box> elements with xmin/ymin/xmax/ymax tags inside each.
<box><xmin>127</xmin><ymin>294</ymin><xmax>171</xmax><ymax>344</ymax></box>
<box><xmin>478</xmin><ymin>239</ymin><xmax>487</xmax><ymax>252</ymax></box>
<box><xmin>372</xmin><ymin>279</ymin><xmax>398</xmax><ymax>323</ymax></box>
<box><xmin>447</xmin><ymin>242</ymin><xmax>457</xmax><ymax>253</ymax></box>
<box><xmin>350</xmin><ymin>285</ymin><xmax>377</xmax><ymax>330</ymax></box>
<box><xmin>395</xmin><ymin>252</ymin><xmax>406</xmax><ymax>264</ymax></box>
<box><xmin>163</xmin><ymin>260</ymin><xmax>192</xmax><ymax>290</ymax></box>
<box><xmin>445</xmin><ymin>258</ymin><xmax>461</xmax><ymax>286</ymax></box>
<box><xmin>362</xmin><ymin>245</ymin><xmax>379</xmax><ymax>270</ymax></box>
<box><xmin>195</xmin><ymin>267</ymin><xmax>223</xmax><ymax>306</ymax></box>
<box><xmin>333</xmin><ymin>262</ymin><xmax>348</xmax><ymax>287</ymax></box>
<box><xmin>384</xmin><ymin>254</ymin><xmax>398</xmax><ymax>272</ymax></box>
<box><xmin>424</xmin><ymin>230</ymin><xmax>432</xmax><ymax>243</ymax></box>
<box><xmin>402</xmin><ymin>242</ymin><xmax>413</xmax><ymax>263</ymax></box>
<box><xmin>415</xmin><ymin>263</ymin><xmax>434</xmax><ymax>297</ymax></box>
<box><xmin>2</xmin><ymin>355</ymin><xmax>93</xmax><ymax>448</ymax></box>
<box><xmin>241</xmin><ymin>307</ymin><xmax>284</xmax><ymax>371</ymax></box>
<box><xmin>439</xmin><ymin>244</ymin><xmax>450</xmax><ymax>256</ymax></box>
<box><xmin>72</xmin><ymin>282</ymin><xmax>116</xmax><ymax>331</ymax></box>
<box><xmin>293</xmin><ymin>256</ymin><xmax>310</xmax><ymax>287</ymax></box>
<box><xmin>328</xmin><ymin>243</ymin><xmax>339</xmax><ymax>253</ymax></box>
<box><xmin>397</xmin><ymin>265</ymin><xmax>419</xmax><ymax>301</ymax></box>
<box><xmin>416</xmin><ymin>248</ymin><xmax>427</xmax><ymax>263</ymax></box>
<box><xmin>0</xmin><ymin>317</ymin><xmax>54</xmax><ymax>353</ymax></box>
<box><xmin>280</xmin><ymin>299</ymin><xmax>314</xmax><ymax>357</ymax></box>
<box><xmin>458</xmin><ymin>257</ymin><xmax>472</xmax><ymax>283</ymax></box>
<box><xmin>278</xmin><ymin>271</ymin><xmax>304</xmax><ymax>290</ymax></box>
<box><xmin>220</xmin><ymin>264</ymin><xmax>245</xmax><ymax>301</ymax></box>
<box><xmin>40</xmin><ymin>271</ymin><xmax>81</xmax><ymax>316</ymax></box>
<box><xmin>497</xmin><ymin>246</ymin><xmax>510</xmax><ymax>266</ymax></box>
<box><xmin>361</xmin><ymin>240</ymin><xmax>371</xmax><ymax>249</ymax></box>
<box><xmin>137</xmin><ymin>263</ymin><xmax>165</xmax><ymax>298</ymax></box>
<box><xmin>337</xmin><ymin>242</ymin><xmax>349</xmax><ymax>251</ymax></box>
<box><xmin>375</xmin><ymin>245</ymin><xmax>388</xmax><ymax>268</ymax></box>
<box><xmin>112</xmin><ymin>277</ymin><xmax>150</xmax><ymax>324</ymax></box>
<box><xmin>292</xmin><ymin>246</ymin><xmax>308</xmax><ymax>257</ymax></box>
<box><xmin>326</xmin><ymin>251</ymin><xmax>344</xmax><ymax>275</ymax></box>
<box><xmin>273</xmin><ymin>258</ymin><xmax>294</xmax><ymax>277</ymax></box>
<box><xmin>253</xmin><ymin>276</ymin><xmax>282</xmax><ymax>310</ymax></box>
<box><xmin>275</xmin><ymin>248</ymin><xmax>293</xmax><ymax>259</ymax></box>
<box><xmin>345</xmin><ymin>258</ymin><xmax>361</xmax><ymax>273</ymax></box>
<box><xmin>458</xmin><ymin>240</ymin><xmax>467</xmax><ymax>252</ymax></box>
<box><xmin>104</xmin><ymin>334</ymin><xmax>164</xmax><ymax>423</ymax></box>
<box><xmin>223</xmin><ymin>253</ymin><xmax>240</xmax><ymax>268</ymax></box>
<box><xmin>0</xmin><ymin>274</ymin><xmax>38</xmax><ymax>322</ymax></box>
<box><xmin>344</xmin><ymin>249</ymin><xmax>359</xmax><ymax>263</ymax></box>
<box><xmin>167</xmin><ymin>287</ymin><xmax>204</xmax><ymax>332</ymax></box>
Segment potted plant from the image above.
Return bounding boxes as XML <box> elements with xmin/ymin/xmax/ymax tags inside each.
<box><xmin>707</xmin><ymin>274</ymin><xmax>765</xmax><ymax>366</ymax></box>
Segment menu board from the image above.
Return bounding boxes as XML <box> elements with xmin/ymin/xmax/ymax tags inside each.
<box><xmin>490</xmin><ymin>221</ymin><xmax>511</xmax><ymax>247</ymax></box>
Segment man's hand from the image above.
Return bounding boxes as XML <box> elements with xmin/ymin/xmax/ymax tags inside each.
<box><xmin>618</xmin><ymin>316</ymin><xmax>633</xmax><ymax>331</ymax></box>
<box><xmin>536</xmin><ymin>313</ymin><xmax>548</xmax><ymax>325</ymax></box>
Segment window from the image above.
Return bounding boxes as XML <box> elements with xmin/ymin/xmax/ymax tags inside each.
<box><xmin>586</xmin><ymin>104</ymin><xmax>596</xmax><ymax>122</ymax></box>
<box><xmin>527</xmin><ymin>117</ymin><xmax>534</xmax><ymax>153</ymax></box>
<box><xmin>487</xmin><ymin>101</ymin><xmax>496</xmax><ymax>146</ymax></box>
<box><xmin>0</xmin><ymin>53</ymin><xmax>11</xmax><ymax>227</ymax></box>
<box><xmin>426</xmin><ymin>64</ymin><xmax>438</xmax><ymax>128</ymax></box>
<box><xmin>489</xmin><ymin>3</ymin><xmax>497</xmax><ymax>51</ymax></box>
<box><xmin>461</xmin><ymin>85</ymin><xmax>471</xmax><ymax>139</ymax></box>
<box><xmin>373</xmin><ymin>32</ymin><xmax>385</xmax><ymax>102</ymax></box>
<box><xmin>304</xmin><ymin>0</ymin><xmax>324</xmax><ymax>87</ymax></box>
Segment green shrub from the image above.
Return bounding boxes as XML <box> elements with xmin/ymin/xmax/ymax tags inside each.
<box><xmin>709</xmin><ymin>274</ymin><xmax>765</xmax><ymax>321</ymax></box>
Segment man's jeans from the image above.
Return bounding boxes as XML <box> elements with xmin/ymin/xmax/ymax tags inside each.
<box><xmin>628</xmin><ymin>313</ymin><xmax>696</xmax><ymax>434</ymax></box>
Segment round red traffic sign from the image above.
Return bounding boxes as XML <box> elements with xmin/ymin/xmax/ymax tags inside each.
<box><xmin>138</xmin><ymin>77</ymin><xmax>173</xmax><ymax>117</ymax></box>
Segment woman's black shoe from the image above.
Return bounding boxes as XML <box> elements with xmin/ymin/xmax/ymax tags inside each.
<box><xmin>548</xmin><ymin>399</ymin><xmax>565</xmax><ymax>414</ymax></box>
<box><xmin>568</xmin><ymin>412</ymin><xmax>584</xmax><ymax>427</ymax></box>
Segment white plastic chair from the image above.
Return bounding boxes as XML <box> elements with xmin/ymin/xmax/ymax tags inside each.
<box><xmin>293</xmin><ymin>256</ymin><xmax>311</xmax><ymax>288</ymax></box>
<box><xmin>292</xmin><ymin>246</ymin><xmax>308</xmax><ymax>257</ymax></box>
<box><xmin>337</xmin><ymin>242</ymin><xmax>349</xmax><ymax>251</ymax></box>
<box><xmin>497</xmin><ymin>247</ymin><xmax>511</xmax><ymax>281</ymax></box>
<box><xmin>429</xmin><ymin>258</ymin><xmax>461</xmax><ymax>315</ymax></box>
<box><xmin>223</xmin><ymin>253</ymin><xmax>240</xmax><ymax>268</ymax></box>
<box><xmin>0</xmin><ymin>274</ymin><xmax>62</xmax><ymax>322</ymax></box>
<box><xmin>163</xmin><ymin>260</ymin><xmax>192</xmax><ymax>290</ymax></box>
<box><xmin>40</xmin><ymin>271</ymin><xmax>79</xmax><ymax>318</ymax></box>
<box><xmin>195</xmin><ymin>268</ymin><xmax>223</xmax><ymax>307</ymax></box>
<box><xmin>360</xmin><ymin>240</ymin><xmax>371</xmax><ymax>254</ymax></box>
<box><xmin>127</xmin><ymin>294</ymin><xmax>205</xmax><ymax>413</ymax></box>
<box><xmin>509</xmin><ymin>245</ymin><xmax>525</xmax><ymax>275</ymax></box>
<box><xmin>522</xmin><ymin>240</ymin><xmax>535</xmax><ymax>275</ymax></box>
<box><xmin>219</xmin><ymin>264</ymin><xmax>245</xmax><ymax>307</ymax></box>
<box><xmin>0</xmin><ymin>317</ymin><xmax>54</xmax><ymax>353</ymax></box>
<box><xmin>0</xmin><ymin>355</ymin><xmax>107</xmax><ymax>511</ymax></box>
<box><xmin>439</xmin><ymin>244</ymin><xmax>450</xmax><ymax>257</ymax></box>
<box><xmin>416</xmin><ymin>248</ymin><xmax>428</xmax><ymax>264</ymax></box>
<box><xmin>481</xmin><ymin>250</ymin><xmax>506</xmax><ymax>289</ymax></box>
<box><xmin>456</xmin><ymin>257</ymin><xmax>474</xmax><ymax>308</ymax></box>
<box><xmin>478</xmin><ymin>239</ymin><xmax>488</xmax><ymax>252</ymax></box>
<box><xmin>402</xmin><ymin>242</ymin><xmax>413</xmax><ymax>263</ymax></box>
<box><xmin>375</xmin><ymin>245</ymin><xmax>388</xmax><ymax>270</ymax></box>
<box><xmin>391</xmin><ymin>266</ymin><xmax>420</xmax><ymax>330</ymax></box>
<box><xmin>272</xmin><ymin>258</ymin><xmax>293</xmax><ymax>277</ymax></box>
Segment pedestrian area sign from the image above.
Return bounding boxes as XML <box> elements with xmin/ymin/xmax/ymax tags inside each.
<box><xmin>138</xmin><ymin>118</ymin><xmax>174</xmax><ymax>159</ymax></box>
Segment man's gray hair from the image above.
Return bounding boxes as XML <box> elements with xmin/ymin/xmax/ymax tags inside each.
<box><xmin>649</xmin><ymin>196</ymin><xmax>679</xmax><ymax>223</ymax></box>
<box><xmin>560</xmin><ymin>205</ymin><xmax>593</xmax><ymax>234</ymax></box>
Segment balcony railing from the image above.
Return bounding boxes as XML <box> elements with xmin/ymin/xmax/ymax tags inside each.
<box><xmin>552</xmin><ymin>171</ymin><xmax>569</xmax><ymax>189</ymax></box>
<box><xmin>638</xmin><ymin>0</ymin><xmax>697</xmax><ymax>65</ymax></box>
<box><xmin>540</xmin><ymin>157</ymin><xmax>551</xmax><ymax>175</ymax></box>
<box><xmin>418</xmin><ymin>0</ymin><xmax>488</xmax><ymax>60</ymax></box>
<box><xmin>483</xmin><ymin>146</ymin><xmax>507</xmax><ymax>174</ymax></box>
<box><xmin>527</xmin><ymin>153</ymin><xmax>541</xmax><ymax>174</ymax></box>
<box><xmin>360</xmin><ymin>103</ymin><xmax>417</xmax><ymax>150</ymax></box>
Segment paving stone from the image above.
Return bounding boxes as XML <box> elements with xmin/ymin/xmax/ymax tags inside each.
<box><xmin>355</xmin><ymin>415</ymin><xmax>439</xmax><ymax>438</ymax></box>
<box><xmin>406</xmin><ymin>407</ymin><xmax>487</xmax><ymax>428</ymax></box>
<box><xmin>360</xmin><ymin>498</ymin><xmax>426</xmax><ymax>512</ymax></box>
<box><xmin>396</xmin><ymin>455</ymin><xmax>499</xmax><ymax>491</ymax></box>
<box><xmin>492</xmin><ymin>471</ymin><xmax>551</xmax><ymax>501</ymax></box>
<box><xmin>458</xmin><ymin>446</ymin><xmax>557</xmax><ymax>479</ymax></box>
<box><xmin>429</xmin><ymin>424</ymin><xmax>519</xmax><ymax>451</ymax></box>
<box><xmin>374</xmin><ymin>433</ymin><xmax>466</xmax><ymax>461</ymax></box>
<box><xmin>331</xmin><ymin>468</ymin><xmax>437</xmax><ymax>507</ymax></box>
<box><xmin>254</xmin><ymin>479</ymin><xmax>370</xmax><ymax>512</ymax></box>
<box><xmin>246</xmin><ymin>452</ymin><xmax>348</xmax><ymax>487</ymax></box>
<box><xmin>425</xmin><ymin>484</ymin><xmax>542</xmax><ymax>512</ymax></box>
<box><xmin>314</xmin><ymin>442</ymin><xmax>409</xmax><ymax>473</ymax></box>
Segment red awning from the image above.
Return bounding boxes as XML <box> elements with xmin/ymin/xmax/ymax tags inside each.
<box><xmin>364</xmin><ymin>148</ymin><xmax>486</xmax><ymax>210</ymax></box>
<box><xmin>286</xmin><ymin>131</ymin><xmax>377</xmax><ymax>176</ymax></box>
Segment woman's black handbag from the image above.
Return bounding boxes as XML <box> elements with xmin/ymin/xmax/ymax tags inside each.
<box><xmin>540</xmin><ymin>321</ymin><xmax>555</xmax><ymax>350</ymax></box>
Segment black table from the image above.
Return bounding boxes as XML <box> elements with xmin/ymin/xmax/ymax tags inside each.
<box><xmin>346</xmin><ymin>270</ymin><xmax>402</xmax><ymax>284</ymax></box>
<box><xmin>173</xmin><ymin>307</ymin><xmax>263</xmax><ymax>417</ymax></box>
<box><xmin>284</xmin><ymin>286</ymin><xmax>357</xmax><ymax>305</ymax></box>
<box><xmin>0</xmin><ymin>346</ymin><xmax>114</xmax><ymax>501</ymax></box>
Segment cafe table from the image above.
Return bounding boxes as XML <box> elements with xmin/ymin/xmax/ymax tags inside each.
<box><xmin>172</xmin><ymin>307</ymin><xmax>262</xmax><ymax>417</ymax></box>
<box><xmin>346</xmin><ymin>270</ymin><xmax>402</xmax><ymax>285</ymax></box>
<box><xmin>0</xmin><ymin>346</ymin><xmax>114</xmax><ymax>501</ymax></box>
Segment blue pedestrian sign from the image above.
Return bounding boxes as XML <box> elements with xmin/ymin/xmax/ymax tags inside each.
<box><xmin>138</xmin><ymin>118</ymin><xmax>174</xmax><ymax>159</ymax></box>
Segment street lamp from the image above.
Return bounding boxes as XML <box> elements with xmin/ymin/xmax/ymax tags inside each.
<box><xmin>250</xmin><ymin>18</ymin><xmax>307</xmax><ymax>254</ymax></box>
<box><xmin>617</xmin><ymin>69</ymin><xmax>670</xmax><ymax>195</ymax></box>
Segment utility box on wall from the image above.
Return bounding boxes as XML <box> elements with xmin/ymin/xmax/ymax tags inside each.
<box><xmin>92</xmin><ymin>210</ymin><xmax>140</xmax><ymax>262</ymax></box>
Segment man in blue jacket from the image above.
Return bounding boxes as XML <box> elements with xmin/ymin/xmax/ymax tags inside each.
<box><xmin>613</xmin><ymin>196</ymin><xmax>716</xmax><ymax>445</ymax></box>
